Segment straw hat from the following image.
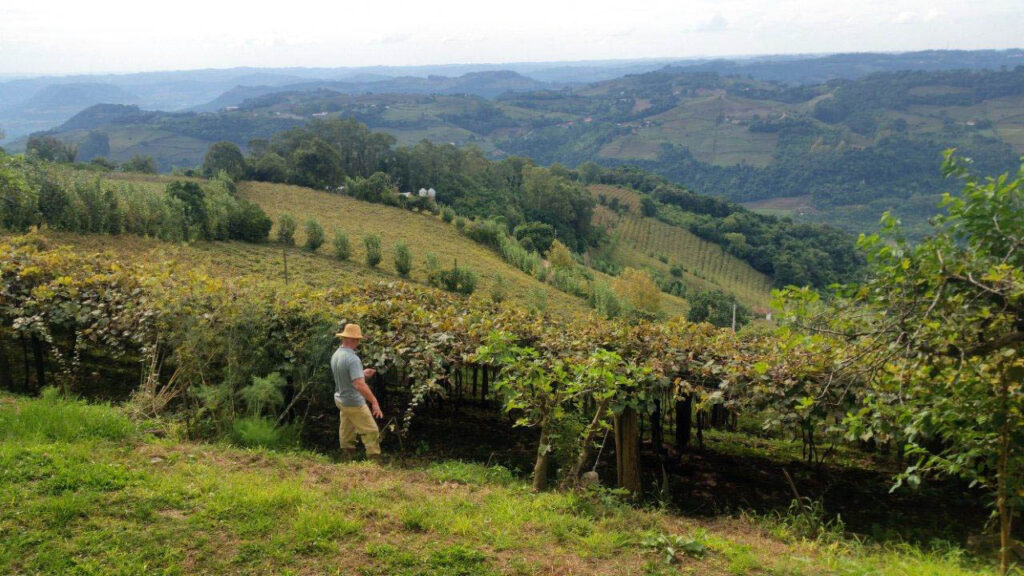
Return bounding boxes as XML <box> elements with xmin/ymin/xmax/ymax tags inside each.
<box><xmin>336</xmin><ymin>323</ymin><xmax>364</xmax><ymax>339</ymax></box>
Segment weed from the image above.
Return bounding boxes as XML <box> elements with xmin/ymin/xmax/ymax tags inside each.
<box><xmin>642</xmin><ymin>531</ymin><xmax>709</xmax><ymax>564</ymax></box>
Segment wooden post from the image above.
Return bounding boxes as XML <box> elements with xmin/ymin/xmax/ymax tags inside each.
<box><xmin>675</xmin><ymin>395</ymin><xmax>692</xmax><ymax>452</ymax></box>
<box><xmin>533</xmin><ymin>418</ymin><xmax>552</xmax><ymax>491</ymax></box>
<box><xmin>614</xmin><ymin>406</ymin><xmax>642</xmax><ymax>495</ymax></box>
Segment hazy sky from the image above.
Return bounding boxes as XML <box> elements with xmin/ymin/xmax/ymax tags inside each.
<box><xmin>2</xmin><ymin>0</ymin><xmax>1021</xmax><ymax>75</ymax></box>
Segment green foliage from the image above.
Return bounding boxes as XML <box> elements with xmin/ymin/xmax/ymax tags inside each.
<box><xmin>428</xmin><ymin>260</ymin><xmax>477</xmax><ymax>295</ymax></box>
<box><xmin>166</xmin><ymin>180</ymin><xmax>208</xmax><ymax>240</ymax></box>
<box><xmin>202</xmin><ymin>141</ymin><xmax>247</xmax><ymax>180</ymax></box>
<box><xmin>332</xmin><ymin>230</ymin><xmax>351</xmax><ymax>260</ymax></box>
<box><xmin>276</xmin><ymin>213</ymin><xmax>296</xmax><ymax>245</ymax></box>
<box><xmin>782</xmin><ymin>153</ymin><xmax>1024</xmax><ymax>572</ymax></box>
<box><xmin>0</xmin><ymin>388</ymin><xmax>135</xmax><ymax>442</ymax></box>
<box><xmin>120</xmin><ymin>154</ymin><xmax>158</xmax><ymax>174</ymax></box>
<box><xmin>686</xmin><ymin>289</ymin><xmax>751</xmax><ymax>329</ymax></box>
<box><xmin>774</xmin><ymin>497</ymin><xmax>846</xmax><ymax>543</ymax></box>
<box><xmin>393</xmin><ymin>240</ymin><xmax>413</xmax><ymax>278</ymax></box>
<box><xmin>303</xmin><ymin>218</ymin><xmax>324</xmax><ymax>252</ymax></box>
<box><xmin>238</xmin><ymin>372</ymin><xmax>287</xmax><ymax>417</ymax></box>
<box><xmin>26</xmin><ymin>135</ymin><xmax>77</xmax><ymax>164</ymax></box>
<box><xmin>230</xmin><ymin>416</ymin><xmax>299</xmax><ymax>450</ymax></box>
<box><xmin>363</xmin><ymin>233</ymin><xmax>382</xmax><ymax>268</ymax></box>
<box><xmin>614</xmin><ymin>267</ymin><xmax>661</xmax><ymax>320</ymax></box>
<box><xmin>513</xmin><ymin>221</ymin><xmax>555</xmax><ymax>254</ymax></box>
<box><xmin>0</xmin><ymin>155</ymin><xmax>37</xmax><ymax>231</ymax></box>
<box><xmin>641</xmin><ymin>532</ymin><xmax>708</xmax><ymax>564</ymax></box>
<box><xmin>589</xmin><ymin>281</ymin><xmax>622</xmax><ymax>319</ymax></box>
<box><xmin>489</xmin><ymin>274</ymin><xmax>507</xmax><ymax>303</ymax></box>
<box><xmin>227</xmin><ymin>199</ymin><xmax>272</xmax><ymax>243</ymax></box>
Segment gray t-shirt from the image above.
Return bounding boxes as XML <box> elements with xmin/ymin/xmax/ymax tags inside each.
<box><xmin>330</xmin><ymin>346</ymin><xmax>366</xmax><ymax>407</ymax></box>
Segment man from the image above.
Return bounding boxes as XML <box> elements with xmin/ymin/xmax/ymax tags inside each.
<box><xmin>330</xmin><ymin>323</ymin><xmax>383</xmax><ymax>460</ymax></box>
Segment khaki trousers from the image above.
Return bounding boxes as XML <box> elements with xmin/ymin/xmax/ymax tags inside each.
<box><xmin>335</xmin><ymin>399</ymin><xmax>381</xmax><ymax>455</ymax></box>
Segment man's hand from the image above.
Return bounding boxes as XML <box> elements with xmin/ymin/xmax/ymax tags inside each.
<box><xmin>370</xmin><ymin>403</ymin><xmax>383</xmax><ymax>419</ymax></box>
<box><xmin>363</xmin><ymin>368</ymin><xmax>376</xmax><ymax>378</ymax></box>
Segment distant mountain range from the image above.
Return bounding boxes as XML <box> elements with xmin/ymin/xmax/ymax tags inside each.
<box><xmin>3</xmin><ymin>50</ymin><xmax>1022</xmax><ymax>143</ymax></box>
<box><xmin>5</xmin><ymin>49</ymin><xmax>1024</xmax><ymax>237</ymax></box>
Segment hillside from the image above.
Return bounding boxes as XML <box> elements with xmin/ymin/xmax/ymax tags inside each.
<box><xmin>0</xmin><ymin>392</ymin><xmax>995</xmax><ymax>575</ymax></box>
<box><xmin>589</xmin><ymin>185</ymin><xmax>772</xmax><ymax>308</ymax></box>
<box><xmin>46</xmin><ymin>171</ymin><xmax>690</xmax><ymax>319</ymax></box>
<box><xmin>19</xmin><ymin>60</ymin><xmax>1024</xmax><ymax>237</ymax></box>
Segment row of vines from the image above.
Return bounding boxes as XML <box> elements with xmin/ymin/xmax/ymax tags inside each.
<box><xmin>0</xmin><ymin>232</ymin><xmax>857</xmax><ymax>492</ymax></box>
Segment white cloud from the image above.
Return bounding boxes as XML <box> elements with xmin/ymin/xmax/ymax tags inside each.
<box><xmin>0</xmin><ymin>0</ymin><xmax>1018</xmax><ymax>75</ymax></box>
<box><xmin>696</xmin><ymin>13</ymin><xmax>729</xmax><ymax>33</ymax></box>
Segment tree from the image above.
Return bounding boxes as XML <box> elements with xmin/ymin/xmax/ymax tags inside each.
<box><xmin>287</xmin><ymin>138</ymin><xmax>344</xmax><ymax>189</ymax></box>
<box><xmin>203</xmin><ymin>141</ymin><xmax>247</xmax><ymax>180</ymax></box>
<box><xmin>166</xmin><ymin>181</ymin><xmax>208</xmax><ymax>239</ymax></box>
<box><xmin>303</xmin><ymin>218</ymin><xmax>324</xmax><ymax>252</ymax></box>
<box><xmin>121</xmin><ymin>155</ymin><xmax>158</xmax><ymax>174</ymax></box>
<box><xmin>544</xmin><ymin>239</ymin><xmax>575</xmax><ymax>270</ymax></box>
<box><xmin>26</xmin><ymin>135</ymin><xmax>77</xmax><ymax>163</ymax></box>
<box><xmin>363</xmin><ymin>234</ymin><xmax>382</xmax><ymax>268</ymax></box>
<box><xmin>687</xmin><ymin>289</ymin><xmax>750</xmax><ymax>329</ymax></box>
<box><xmin>277</xmin><ymin>214</ymin><xmax>296</xmax><ymax>245</ymax></box>
<box><xmin>797</xmin><ymin>153</ymin><xmax>1024</xmax><ymax>573</ymax></box>
<box><xmin>393</xmin><ymin>240</ymin><xmax>412</xmax><ymax>278</ymax></box>
<box><xmin>615</xmin><ymin>268</ymin><xmax>661</xmax><ymax>320</ymax></box>
<box><xmin>513</xmin><ymin>222</ymin><xmax>555</xmax><ymax>254</ymax></box>
<box><xmin>640</xmin><ymin>196</ymin><xmax>658</xmax><ymax>217</ymax></box>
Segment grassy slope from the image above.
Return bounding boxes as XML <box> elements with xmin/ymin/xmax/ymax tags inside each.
<box><xmin>56</xmin><ymin>172</ymin><xmax>690</xmax><ymax>318</ymax></box>
<box><xmin>237</xmin><ymin>180</ymin><xmax>688</xmax><ymax>317</ymax></box>
<box><xmin>589</xmin><ymin>185</ymin><xmax>773</xmax><ymax>309</ymax></box>
<box><xmin>0</xmin><ymin>392</ymin><xmax>994</xmax><ymax>576</ymax></box>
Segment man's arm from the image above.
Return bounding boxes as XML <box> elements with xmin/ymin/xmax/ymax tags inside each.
<box><xmin>353</xmin><ymin>378</ymin><xmax>383</xmax><ymax>418</ymax></box>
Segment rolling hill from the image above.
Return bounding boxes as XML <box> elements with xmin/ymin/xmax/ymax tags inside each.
<box><xmin>17</xmin><ymin>52</ymin><xmax>1024</xmax><ymax>238</ymax></box>
<box><xmin>41</xmin><ymin>171</ymin><xmax>701</xmax><ymax>319</ymax></box>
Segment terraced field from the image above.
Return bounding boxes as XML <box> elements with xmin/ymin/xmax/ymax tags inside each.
<box><xmin>590</xmin><ymin>185</ymin><xmax>773</xmax><ymax>308</ymax></box>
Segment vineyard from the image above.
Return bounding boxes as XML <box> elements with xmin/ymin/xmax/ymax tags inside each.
<box><xmin>590</xmin><ymin>185</ymin><xmax>773</xmax><ymax>308</ymax></box>
<box><xmin>1</xmin><ymin>152</ymin><xmax>1022</xmax><ymax>574</ymax></box>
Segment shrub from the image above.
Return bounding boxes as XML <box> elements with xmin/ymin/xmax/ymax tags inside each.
<box><xmin>230</xmin><ymin>416</ymin><xmax>299</xmax><ymax>450</ymax></box>
<box><xmin>333</xmin><ymin>230</ymin><xmax>351</xmax><ymax>261</ymax></box>
<box><xmin>304</xmin><ymin>218</ymin><xmax>324</xmax><ymax>252</ymax></box>
<box><xmin>589</xmin><ymin>281</ymin><xmax>621</xmax><ymax>319</ymax></box>
<box><xmin>441</xmin><ymin>207</ymin><xmax>455</xmax><ymax>223</ymax></box>
<box><xmin>615</xmin><ymin>267</ymin><xmax>661</xmax><ymax>320</ymax></box>
<box><xmin>393</xmin><ymin>240</ymin><xmax>413</xmax><ymax>278</ymax></box>
<box><xmin>545</xmin><ymin>240</ymin><xmax>575</xmax><ymax>269</ymax></box>
<box><xmin>424</xmin><ymin>252</ymin><xmax>440</xmax><ymax>274</ymax></box>
<box><xmin>490</xmin><ymin>274</ymin><xmax>507</xmax><ymax>303</ymax></box>
<box><xmin>277</xmin><ymin>213</ymin><xmax>297</xmax><ymax>245</ymax></box>
<box><xmin>363</xmin><ymin>234</ymin><xmax>382</xmax><ymax>268</ymax></box>
<box><xmin>227</xmin><ymin>200</ymin><xmax>272</xmax><ymax>243</ymax></box>
<box><xmin>428</xmin><ymin>260</ymin><xmax>477</xmax><ymax>294</ymax></box>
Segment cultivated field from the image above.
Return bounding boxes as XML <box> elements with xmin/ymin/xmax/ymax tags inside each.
<box><xmin>589</xmin><ymin>185</ymin><xmax>773</xmax><ymax>308</ymax></box>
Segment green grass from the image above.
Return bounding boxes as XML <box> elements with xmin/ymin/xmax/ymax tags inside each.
<box><xmin>0</xmin><ymin>392</ymin><xmax>998</xmax><ymax>575</ymax></box>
